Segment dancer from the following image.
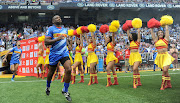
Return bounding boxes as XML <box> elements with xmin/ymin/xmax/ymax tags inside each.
<box><xmin>61</xmin><ymin>37</ymin><xmax>74</xmax><ymax>82</ymax></box>
<box><xmin>43</xmin><ymin>45</ymin><xmax>50</xmax><ymax>79</ymax></box>
<box><xmin>150</xmin><ymin>25</ymin><xmax>174</xmax><ymax>90</ymax></box>
<box><xmin>103</xmin><ymin>33</ymin><xmax>119</xmax><ymax>87</ymax></box>
<box><xmin>36</xmin><ymin>43</ymin><xmax>44</xmax><ymax>78</ymax></box>
<box><xmin>71</xmin><ymin>35</ymin><xmax>84</xmax><ymax>84</ymax></box>
<box><xmin>85</xmin><ymin>32</ymin><xmax>98</xmax><ymax>85</ymax></box>
<box><xmin>127</xmin><ymin>29</ymin><xmax>142</xmax><ymax>88</ymax></box>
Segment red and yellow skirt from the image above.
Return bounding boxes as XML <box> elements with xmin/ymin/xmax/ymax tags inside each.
<box><xmin>38</xmin><ymin>56</ymin><xmax>44</xmax><ymax>65</ymax></box>
<box><xmin>129</xmin><ymin>52</ymin><xmax>142</xmax><ymax>66</ymax></box>
<box><xmin>69</xmin><ymin>55</ymin><xmax>73</xmax><ymax>65</ymax></box>
<box><xmin>106</xmin><ymin>52</ymin><xmax>118</xmax><ymax>65</ymax></box>
<box><xmin>155</xmin><ymin>52</ymin><xmax>175</xmax><ymax>69</ymax></box>
<box><xmin>87</xmin><ymin>52</ymin><xmax>98</xmax><ymax>67</ymax></box>
<box><xmin>45</xmin><ymin>55</ymin><xmax>49</xmax><ymax>64</ymax></box>
<box><xmin>74</xmin><ymin>53</ymin><xmax>83</xmax><ymax>65</ymax></box>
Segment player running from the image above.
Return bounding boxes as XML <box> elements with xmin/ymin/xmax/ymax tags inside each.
<box><xmin>45</xmin><ymin>15</ymin><xmax>72</xmax><ymax>101</ymax></box>
<box><xmin>3</xmin><ymin>41</ymin><xmax>22</xmax><ymax>81</ymax></box>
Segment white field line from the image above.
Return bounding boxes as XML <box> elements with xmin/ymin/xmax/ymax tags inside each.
<box><xmin>0</xmin><ymin>72</ymin><xmax>180</xmax><ymax>84</ymax></box>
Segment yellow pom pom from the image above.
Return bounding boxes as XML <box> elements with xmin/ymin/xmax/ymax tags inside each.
<box><xmin>38</xmin><ymin>37</ymin><xmax>44</xmax><ymax>42</ymax></box>
<box><xmin>88</xmin><ymin>24</ymin><xmax>96</xmax><ymax>32</ymax></box>
<box><xmin>132</xmin><ymin>18</ymin><xmax>142</xmax><ymax>28</ymax></box>
<box><xmin>76</xmin><ymin>27</ymin><xmax>82</xmax><ymax>35</ymax></box>
<box><xmin>68</xmin><ymin>29</ymin><xmax>74</xmax><ymax>36</ymax></box>
<box><xmin>109</xmin><ymin>25</ymin><xmax>118</xmax><ymax>32</ymax></box>
<box><xmin>42</xmin><ymin>35</ymin><xmax>45</xmax><ymax>39</ymax></box>
<box><xmin>160</xmin><ymin>19</ymin><xmax>166</xmax><ymax>27</ymax></box>
<box><xmin>160</xmin><ymin>15</ymin><xmax>173</xmax><ymax>26</ymax></box>
<box><xmin>111</xmin><ymin>20</ymin><xmax>120</xmax><ymax>28</ymax></box>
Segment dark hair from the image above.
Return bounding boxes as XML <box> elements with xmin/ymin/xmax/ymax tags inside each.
<box><xmin>108</xmin><ymin>36</ymin><xmax>112</xmax><ymax>44</ymax></box>
<box><xmin>129</xmin><ymin>33</ymin><xmax>138</xmax><ymax>42</ymax></box>
<box><xmin>157</xmin><ymin>30</ymin><xmax>165</xmax><ymax>40</ymax></box>
<box><xmin>76</xmin><ymin>38</ymin><xmax>80</xmax><ymax>47</ymax></box>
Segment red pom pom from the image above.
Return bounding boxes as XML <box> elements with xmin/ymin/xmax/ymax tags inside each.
<box><xmin>122</xmin><ymin>23</ymin><xmax>129</xmax><ymax>31</ymax></box>
<box><xmin>147</xmin><ymin>18</ymin><xmax>157</xmax><ymax>28</ymax></box>
<box><xmin>81</xmin><ymin>26</ymin><xmax>86</xmax><ymax>33</ymax></box>
<box><xmin>126</xmin><ymin>20</ymin><xmax>133</xmax><ymax>28</ymax></box>
<box><xmin>104</xmin><ymin>24</ymin><xmax>109</xmax><ymax>32</ymax></box>
<box><xmin>84</xmin><ymin>26</ymin><xmax>89</xmax><ymax>33</ymax></box>
<box><xmin>35</xmin><ymin>38</ymin><xmax>38</xmax><ymax>43</ymax></box>
<box><xmin>155</xmin><ymin>20</ymin><xmax>161</xmax><ymax>28</ymax></box>
<box><xmin>99</xmin><ymin>25</ymin><xmax>109</xmax><ymax>33</ymax></box>
<box><xmin>73</xmin><ymin>30</ymin><xmax>80</xmax><ymax>38</ymax></box>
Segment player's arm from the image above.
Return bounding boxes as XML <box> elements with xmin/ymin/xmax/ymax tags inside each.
<box><xmin>85</xmin><ymin>33</ymin><xmax>89</xmax><ymax>44</ymax></box>
<box><xmin>45</xmin><ymin>35</ymin><xmax>64</xmax><ymax>45</ymax></box>
<box><xmin>3</xmin><ymin>48</ymin><xmax>14</xmax><ymax>62</ymax></box>
<box><xmin>45</xmin><ymin>28</ymin><xmax>65</xmax><ymax>45</ymax></box>
<box><xmin>164</xmin><ymin>25</ymin><xmax>169</xmax><ymax>41</ymax></box>
<box><xmin>150</xmin><ymin>28</ymin><xmax>158</xmax><ymax>43</ymax></box>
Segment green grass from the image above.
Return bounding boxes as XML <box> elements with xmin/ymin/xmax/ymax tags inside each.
<box><xmin>0</xmin><ymin>70</ymin><xmax>180</xmax><ymax>103</ymax></box>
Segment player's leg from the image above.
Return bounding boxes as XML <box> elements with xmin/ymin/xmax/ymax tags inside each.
<box><xmin>46</xmin><ymin>65</ymin><xmax>57</xmax><ymax>95</ymax></box>
<box><xmin>61</xmin><ymin>58</ymin><xmax>72</xmax><ymax>102</ymax></box>
<box><xmin>10</xmin><ymin>64</ymin><xmax>15</xmax><ymax>81</ymax></box>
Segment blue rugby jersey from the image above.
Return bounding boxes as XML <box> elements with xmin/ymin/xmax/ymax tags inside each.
<box><xmin>10</xmin><ymin>46</ymin><xmax>22</xmax><ymax>62</ymax></box>
<box><xmin>46</xmin><ymin>25</ymin><xmax>69</xmax><ymax>55</ymax></box>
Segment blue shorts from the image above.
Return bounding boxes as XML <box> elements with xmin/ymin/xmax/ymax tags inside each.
<box><xmin>10</xmin><ymin>60</ymin><xmax>20</xmax><ymax>65</ymax></box>
<box><xmin>49</xmin><ymin>52</ymin><xmax>69</xmax><ymax>66</ymax></box>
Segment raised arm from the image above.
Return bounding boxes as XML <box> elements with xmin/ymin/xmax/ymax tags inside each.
<box><xmin>70</xmin><ymin>36</ymin><xmax>73</xmax><ymax>48</ymax></box>
<box><xmin>103</xmin><ymin>33</ymin><xmax>108</xmax><ymax>45</ymax></box>
<box><xmin>112</xmin><ymin>33</ymin><xmax>115</xmax><ymax>45</ymax></box>
<box><xmin>164</xmin><ymin>25</ymin><xmax>169</xmax><ymax>41</ymax></box>
<box><xmin>80</xmin><ymin>34</ymin><xmax>83</xmax><ymax>47</ymax></box>
<box><xmin>137</xmin><ymin>28</ymin><xmax>141</xmax><ymax>43</ymax></box>
<box><xmin>91</xmin><ymin>32</ymin><xmax>96</xmax><ymax>46</ymax></box>
<box><xmin>85</xmin><ymin>33</ymin><xmax>89</xmax><ymax>44</ymax></box>
<box><xmin>127</xmin><ymin>30</ymin><xmax>130</xmax><ymax>41</ymax></box>
<box><xmin>150</xmin><ymin>28</ymin><xmax>158</xmax><ymax>42</ymax></box>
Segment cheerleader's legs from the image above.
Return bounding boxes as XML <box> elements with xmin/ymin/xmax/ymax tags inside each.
<box><xmin>132</xmin><ymin>61</ymin><xmax>141</xmax><ymax>88</ymax></box>
<box><xmin>106</xmin><ymin>61</ymin><xmax>118</xmax><ymax>87</ymax></box>
<box><xmin>88</xmin><ymin>62</ymin><xmax>97</xmax><ymax>85</ymax></box>
<box><xmin>160</xmin><ymin>65</ymin><xmax>172</xmax><ymax>90</ymax></box>
<box><xmin>36</xmin><ymin>64</ymin><xmax>43</xmax><ymax>78</ymax></box>
<box><xmin>71</xmin><ymin>62</ymin><xmax>82</xmax><ymax>84</ymax></box>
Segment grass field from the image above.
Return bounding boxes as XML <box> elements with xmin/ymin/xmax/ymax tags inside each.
<box><xmin>0</xmin><ymin>70</ymin><xmax>180</xmax><ymax>103</ymax></box>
